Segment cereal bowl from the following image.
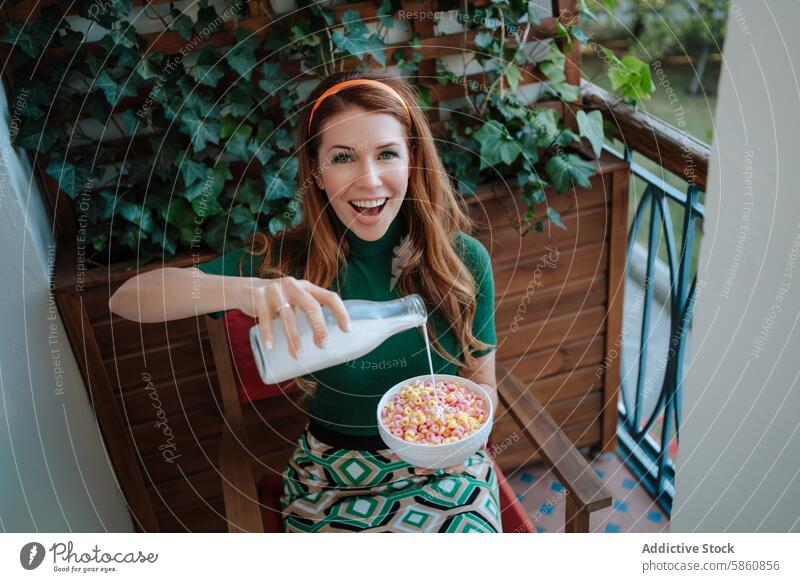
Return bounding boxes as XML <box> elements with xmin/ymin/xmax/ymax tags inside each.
<box><xmin>376</xmin><ymin>374</ymin><xmax>494</xmax><ymax>470</ymax></box>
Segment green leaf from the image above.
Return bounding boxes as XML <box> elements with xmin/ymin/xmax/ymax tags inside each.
<box><xmin>546</xmin><ymin>206</ymin><xmax>566</xmax><ymax>230</ymax></box>
<box><xmin>179</xmin><ymin>110</ymin><xmax>221</xmax><ymax>152</ymax></box>
<box><xmin>95</xmin><ymin>70</ymin><xmax>138</xmax><ymax>106</ymax></box>
<box><xmin>544</xmin><ymin>153</ymin><xmax>596</xmax><ymax>192</ymax></box>
<box><xmin>225</xmin><ymin>124</ymin><xmax>253</xmax><ymax>159</ymax></box>
<box><xmin>273</xmin><ymin>128</ymin><xmax>294</xmax><ymax>152</ymax></box>
<box><xmin>191</xmin><ymin>44</ymin><xmax>225</xmax><ymax>88</ymax></box>
<box><xmin>504</xmin><ymin>65</ymin><xmax>523</xmax><ymax>93</ymax></box>
<box><xmin>259</xmin><ymin>62</ymin><xmax>289</xmax><ymax>96</ymax></box>
<box><xmin>15</xmin><ymin>117</ymin><xmax>57</xmax><ymax>151</ymax></box>
<box><xmin>576</xmin><ymin>109</ymin><xmax>604</xmax><ymax>158</ymax></box>
<box><xmin>549</xmin><ymin>81</ymin><xmax>580</xmax><ymax>102</ymax></box>
<box><xmin>110</xmin><ymin>22</ymin><xmax>137</xmax><ymax>48</ymax></box>
<box><xmin>179</xmin><ymin>159</ymin><xmax>207</xmax><ymax>188</ymax></box>
<box><xmin>474</xmin><ymin>121</ymin><xmax>521</xmax><ymax>170</ymax></box>
<box><xmin>263</xmin><ymin>157</ymin><xmax>298</xmax><ymax>201</ymax></box>
<box><xmin>203</xmin><ymin>214</ymin><xmax>235</xmax><ymax>253</ymax></box>
<box><xmin>474</xmin><ymin>31</ymin><xmax>494</xmax><ymax>50</ymax></box>
<box><xmin>46</xmin><ymin>158</ymin><xmax>92</xmax><ymax>199</ymax></box>
<box><xmin>332</xmin><ymin>30</ymin><xmax>386</xmax><ymax>66</ymax></box>
<box><xmin>236</xmin><ymin>179</ymin><xmax>265</xmax><ymax>214</ymax></box>
<box><xmin>192</xmin><ymin>193</ymin><xmax>223</xmax><ymax>218</ymax></box>
<box><xmin>184</xmin><ymin>167</ymin><xmax>224</xmax><ymax>203</ymax></box>
<box><xmin>2</xmin><ymin>21</ymin><xmax>51</xmax><ymax>58</ymax></box>
<box><xmin>135</xmin><ymin>53</ymin><xmax>162</xmax><ymax>81</ymax></box>
<box><xmin>378</xmin><ymin>0</ymin><xmax>395</xmax><ymax>28</ymax></box>
<box><xmin>161</xmin><ymin>197</ymin><xmax>197</xmax><ymax>245</ymax></box>
<box><xmin>228</xmin><ymin>28</ymin><xmax>260</xmax><ymax>82</ymax></box>
<box><xmin>607</xmin><ymin>52</ymin><xmax>655</xmax><ymax>104</ymax></box>
<box><xmin>151</xmin><ymin>228</ymin><xmax>178</xmax><ymax>255</ymax></box>
<box><xmin>539</xmin><ymin>45</ymin><xmax>566</xmax><ymax>84</ymax></box>
<box><xmin>171</xmin><ymin>13</ymin><xmax>194</xmax><ymax>40</ymax></box>
<box><xmin>528</xmin><ymin>108</ymin><xmax>560</xmax><ymax>147</ymax></box>
<box><xmin>229</xmin><ymin>205</ymin><xmax>256</xmax><ymax>226</ymax></box>
<box><xmin>118</xmin><ymin>201</ymin><xmax>154</xmax><ymax>233</ymax></box>
<box><xmin>121</xmin><ymin>109</ymin><xmax>142</xmax><ymax>134</ymax></box>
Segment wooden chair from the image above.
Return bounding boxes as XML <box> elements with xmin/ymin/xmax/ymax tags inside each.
<box><xmin>206</xmin><ymin>310</ymin><xmax>612</xmax><ymax>532</ymax></box>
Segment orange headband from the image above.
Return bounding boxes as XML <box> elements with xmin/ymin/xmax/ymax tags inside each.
<box><xmin>307</xmin><ymin>78</ymin><xmax>410</xmax><ymax>134</ymax></box>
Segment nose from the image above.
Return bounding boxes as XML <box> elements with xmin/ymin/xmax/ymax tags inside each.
<box><xmin>355</xmin><ymin>158</ymin><xmax>382</xmax><ymax>190</ymax></box>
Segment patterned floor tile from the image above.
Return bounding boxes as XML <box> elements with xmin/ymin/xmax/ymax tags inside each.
<box><xmin>504</xmin><ymin>450</ymin><xmax>670</xmax><ymax>533</ymax></box>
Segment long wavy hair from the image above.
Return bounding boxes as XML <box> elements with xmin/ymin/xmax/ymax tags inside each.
<box><xmin>244</xmin><ymin>71</ymin><xmax>491</xmax><ymax>401</ymax></box>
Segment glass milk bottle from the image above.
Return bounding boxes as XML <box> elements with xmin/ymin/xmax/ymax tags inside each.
<box><xmin>250</xmin><ymin>294</ymin><xmax>427</xmax><ymax>384</ymax></box>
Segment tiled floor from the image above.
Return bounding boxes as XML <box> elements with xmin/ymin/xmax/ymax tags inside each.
<box><xmin>504</xmin><ymin>450</ymin><xmax>670</xmax><ymax>533</ymax></box>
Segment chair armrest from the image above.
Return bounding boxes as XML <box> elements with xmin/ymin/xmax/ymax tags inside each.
<box><xmin>207</xmin><ymin>315</ymin><xmax>265</xmax><ymax>533</ymax></box>
<box><xmin>219</xmin><ymin>422</ymin><xmax>265</xmax><ymax>533</ymax></box>
<box><xmin>496</xmin><ymin>363</ymin><xmax>612</xmax><ymax>531</ymax></box>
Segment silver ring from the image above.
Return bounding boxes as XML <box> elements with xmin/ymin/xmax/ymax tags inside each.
<box><xmin>276</xmin><ymin>302</ymin><xmax>292</xmax><ymax>315</ymax></box>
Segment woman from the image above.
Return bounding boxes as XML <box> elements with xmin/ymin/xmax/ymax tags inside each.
<box><xmin>109</xmin><ymin>71</ymin><xmax>502</xmax><ymax>532</ymax></box>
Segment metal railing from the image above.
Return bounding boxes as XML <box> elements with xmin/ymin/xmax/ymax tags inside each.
<box><xmin>582</xmin><ymin>82</ymin><xmax>711</xmax><ymax>515</ymax></box>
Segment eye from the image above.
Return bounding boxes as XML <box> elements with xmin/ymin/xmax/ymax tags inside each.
<box><xmin>331</xmin><ymin>152</ymin><xmax>353</xmax><ymax>164</ymax></box>
<box><xmin>378</xmin><ymin>150</ymin><xmax>399</xmax><ymax>160</ymax></box>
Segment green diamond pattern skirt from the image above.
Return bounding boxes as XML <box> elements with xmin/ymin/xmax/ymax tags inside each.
<box><xmin>279</xmin><ymin>424</ymin><xmax>503</xmax><ymax>532</ymax></box>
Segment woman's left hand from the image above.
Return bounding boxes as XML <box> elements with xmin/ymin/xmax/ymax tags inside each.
<box><xmin>387</xmin><ymin>452</ymin><xmax>468</xmax><ymax>475</ymax></box>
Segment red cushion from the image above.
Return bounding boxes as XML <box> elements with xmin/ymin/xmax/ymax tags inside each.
<box><xmin>222</xmin><ymin>309</ymin><xmax>299</xmax><ymax>403</ymax></box>
<box><xmin>257</xmin><ymin>462</ymin><xmax>534</xmax><ymax>533</ymax></box>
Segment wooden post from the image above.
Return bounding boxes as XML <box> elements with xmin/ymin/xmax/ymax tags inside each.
<box><xmin>54</xmin><ymin>237</ymin><xmax>160</xmax><ymax>532</ymax></box>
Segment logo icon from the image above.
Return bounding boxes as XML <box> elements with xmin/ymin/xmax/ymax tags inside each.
<box><xmin>20</xmin><ymin>542</ymin><xmax>46</xmax><ymax>570</ymax></box>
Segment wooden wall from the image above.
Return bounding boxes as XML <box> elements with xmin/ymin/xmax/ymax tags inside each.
<box><xmin>33</xmin><ymin>0</ymin><xmax>631</xmax><ymax>531</ymax></box>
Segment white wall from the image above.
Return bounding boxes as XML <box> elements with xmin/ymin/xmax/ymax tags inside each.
<box><xmin>671</xmin><ymin>2</ymin><xmax>800</xmax><ymax>532</ymax></box>
<box><xmin>0</xmin><ymin>82</ymin><xmax>133</xmax><ymax>531</ymax></box>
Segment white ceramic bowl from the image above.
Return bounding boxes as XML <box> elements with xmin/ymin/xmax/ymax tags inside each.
<box><xmin>376</xmin><ymin>374</ymin><xmax>494</xmax><ymax>470</ymax></box>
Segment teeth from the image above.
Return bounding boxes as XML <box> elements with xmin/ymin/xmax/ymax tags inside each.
<box><xmin>351</xmin><ymin>198</ymin><xmax>387</xmax><ymax>208</ymax></box>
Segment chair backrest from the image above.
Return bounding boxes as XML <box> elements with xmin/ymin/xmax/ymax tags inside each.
<box><xmin>216</xmin><ymin>309</ymin><xmax>299</xmax><ymax>404</ymax></box>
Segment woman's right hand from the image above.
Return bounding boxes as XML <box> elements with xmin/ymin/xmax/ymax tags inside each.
<box><xmin>233</xmin><ymin>276</ymin><xmax>351</xmax><ymax>359</ymax></box>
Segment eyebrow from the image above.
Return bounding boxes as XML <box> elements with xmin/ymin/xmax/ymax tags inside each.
<box><xmin>327</xmin><ymin>141</ymin><xmax>401</xmax><ymax>153</ymax></box>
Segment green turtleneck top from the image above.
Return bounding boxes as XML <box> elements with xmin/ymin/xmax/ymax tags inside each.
<box><xmin>196</xmin><ymin>211</ymin><xmax>496</xmax><ymax>436</ymax></box>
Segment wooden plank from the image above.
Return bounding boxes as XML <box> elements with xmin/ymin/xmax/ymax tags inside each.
<box><xmin>496</xmin><ymin>304</ymin><xmax>607</xmax><ymax>360</ymax></box>
<box><xmin>94</xmin><ymin>315</ymin><xmax>206</xmax><ymax>359</ymax></box>
<box><xmin>469</xmin><ymin>176</ymin><xmax>609</xmax><ymax>229</ymax></box>
<box><xmin>600</xmin><ymin>164</ymin><xmax>630</xmax><ymax>453</ymax></box>
<box><xmin>54</xmin><ymin>238</ymin><xmax>159</xmax><ymax>532</ymax></box>
<box><xmin>498</xmin><ymin>335</ymin><xmax>606</xmax><ymax>391</ymax></box>
<box><xmin>496</xmin><ymin>363</ymin><xmax>612</xmax><ymax>512</ymax></box>
<box><xmin>493</xmin><ymin>244</ymin><xmax>608</xmax><ymax>300</ymax></box>
<box><xmin>494</xmin><ymin>274</ymin><xmax>607</xmax><ymax>327</ymax></box>
<box><xmin>106</xmin><ymin>336</ymin><xmax>214</xmax><ymax>393</ymax></box>
<box><xmin>476</xmin><ymin>206</ymin><xmax>609</xmax><ymax>267</ymax></box>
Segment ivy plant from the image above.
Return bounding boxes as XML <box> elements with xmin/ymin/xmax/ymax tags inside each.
<box><xmin>2</xmin><ymin>0</ymin><xmax>652</xmax><ymax>261</ymax></box>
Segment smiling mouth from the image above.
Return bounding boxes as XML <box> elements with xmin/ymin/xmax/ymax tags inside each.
<box><xmin>349</xmin><ymin>197</ymin><xmax>388</xmax><ymax>216</ymax></box>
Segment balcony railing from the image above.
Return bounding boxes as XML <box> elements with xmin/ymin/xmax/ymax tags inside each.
<box><xmin>582</xmin><ymin>82</ymin><xmax>711</xmax><ymax>515</ymax></box>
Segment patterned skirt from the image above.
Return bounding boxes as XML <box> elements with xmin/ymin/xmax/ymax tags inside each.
<box><xmin>279</xmin><ymin>423</ymin><xmax>503</xmax><ymax>532</ymax></box>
